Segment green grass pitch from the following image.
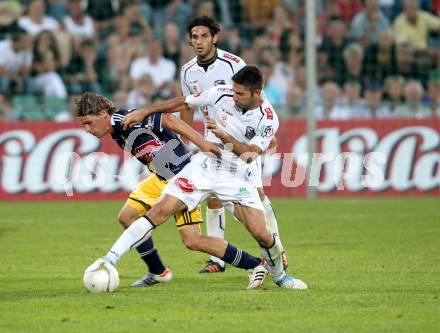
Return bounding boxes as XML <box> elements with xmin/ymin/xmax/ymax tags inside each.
<box><xmin>0</xmin><ymin>198</ymin><xmax>439</xmax><ymax>333</ymax></box>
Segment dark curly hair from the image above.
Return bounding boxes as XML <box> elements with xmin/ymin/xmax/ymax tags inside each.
<box><xmin>74</xmin><ymin>92</ymin><xmax>118</xmax><ymax>117</ymax></box>
<box><xmin>186</xmin><ymin>16</ymin><xmax>221</xmax><ymax>37</ymax></box>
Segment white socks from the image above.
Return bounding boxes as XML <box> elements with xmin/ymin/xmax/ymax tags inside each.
<box><xmin>260</xmin><ymin>235</ymin><xmax>284</xmax><ymax>281</ymax></box>
<box><xmin>262</xmin><ymin>197</ymin><xmax>285</xmax><ymax>253</ymax></box>
<box><xmin>105</xmin><ymin>216</ymin><xmax>155</xmax><ymax>265</ymax></box>
<box><xmin>206</xmin><ymin>207</ymin><xmax>226</xmax><ymax>266</ymax></box>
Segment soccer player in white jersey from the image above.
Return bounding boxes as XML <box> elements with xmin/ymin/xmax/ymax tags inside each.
<box><xmin>180</xmin><ymin>16</ymin><xmax>287</xmax><ymax>273</ymax></box>
<box><xmin>119</xmin><ymin>66</ymin><xmax>307</xmax><ymax>289</ymax></box>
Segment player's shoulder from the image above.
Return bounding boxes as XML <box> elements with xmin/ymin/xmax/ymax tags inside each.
<box><xmin>260</xmin><ymin>100</ymin><xmax>279</xmax><ymax>125</ymax></box>
<box><xmin>181</xmin><ymin>57</ymin><xmax>198</xmax><ymax>72</ymax></box>
<box><xmin>217</xmin><ymin>49</ymin><xmax>245</xmax><ymax>66</ymax></box>
<box><xmin>111</xmin><ymin>109</ymin><xmax>127</xmax><ymax>126</ymax></box>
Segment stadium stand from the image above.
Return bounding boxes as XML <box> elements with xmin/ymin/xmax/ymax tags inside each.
<box><xmin>0</xmin><ymin>0</ymin><xmax>439</xmax><ymax>121</ymax></box>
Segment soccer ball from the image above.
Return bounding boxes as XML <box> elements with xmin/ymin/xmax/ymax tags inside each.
<box><xmin>83</xmin><ymin>259</ymin><xmax>119</xmax><ymax>293</ymax></box>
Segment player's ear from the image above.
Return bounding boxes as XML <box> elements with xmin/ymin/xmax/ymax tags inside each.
<box><xmin>213</xmin><ymin>34</ymin><xmax>219</xmax><ymax>45</ymax></box>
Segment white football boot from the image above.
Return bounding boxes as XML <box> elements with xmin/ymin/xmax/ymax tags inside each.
<box><xmin>247</xmin><ymin>260</ymin><xmax>268</xmax><ymax>289</ymax></box>
<box><xmin>274</xmin><ymin>273</ymin><xmax>308</xmax><ymax>289</ymax></box>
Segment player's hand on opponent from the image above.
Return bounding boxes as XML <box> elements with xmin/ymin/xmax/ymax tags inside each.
<box><xmin>122</xmin><ymin>108</ymin><xmax>150</xmax><ymax>129</ymax></box>
<box><xmin>200</xmin><ymin>140</ymin><xmax>221</xmax><ymax>157</ymax></box>
<box><xmin>206</xmin><ymin>117</ymin><xmax>227</xmax><ymax>141</ymax></box>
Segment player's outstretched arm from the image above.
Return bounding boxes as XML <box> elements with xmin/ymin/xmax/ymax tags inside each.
<box><xmin>122</xmin><ymin>96</ymin><xmax>189</xmax><ymax>129</ymax></box>
<box><xmin>162</xmin><ymin>114</ymin><xmax>221</xmax><ymax>157</ymax></box>
<box><xmin>180</xmin><ymin>107</ymin><xmax>196</xmax><ymax>127</ymax></box>
<box><xmin>206</xmin><ymin>117</ymin><xmax>262</xmax><ymax>163</ymax></box>
<box><xmin>179</xmin><ymin>107</ymin><xmax>196</xmax><ymax>144</ymax></box>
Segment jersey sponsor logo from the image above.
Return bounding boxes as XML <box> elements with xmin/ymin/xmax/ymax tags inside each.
<box><xmin>175</xmin><ymin>177</ymin><xmax>194</xmax><ymax>192</ymax></box>
<box><xmin>264</xmin><ymin>107</ymin><xmax>273</xmax><ymax>120</ymax></box>
<box><xmin>214</xmin><ymin>79</ymin><xmax>226</xmax><ymax>86</ymax></box>
<box><xmin>134</xmin><ymin>139</ymin><xmax>164</xmax><ymax>163</ymax></box>
<box><xmin>223</xmin><ymin>53</ymin><xmax>240</xmax><ymax>63</ymax></box>
<box><xmin>245</xmin><ymin>126</ymin><xmax>256</xmax><ymax>139</ymax></box>
<box><xmin>260</xmin><ymin>125</ymin><xmax>274</xmax><ymax>137</ymax></box>
<box><xmin>217</xmin><ymin>87</ymin><xmax>232</xmax><ymax>93</ymax></box>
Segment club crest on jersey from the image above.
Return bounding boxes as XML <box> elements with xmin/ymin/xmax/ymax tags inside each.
<box><xmin>175</xmin><ymin>177</ymin><xmax>194</xmax><ymax>192</ymax></box>
<box><xmin>134</xmin><ymin>139</ymin><xmax>164</xmax><ymax>163</ymax></box>
<box><xmin>223</xmin><ymin>53</ymin><xmax>240</xmax><ymax>63</ymax></box>
<box><xmin>245</xmin><ymin>126</ymin><xmax>256</xmax><ymax>139</ymax></box>
<box><xmin>264</xmin><ymin>107</ymin><xmax>273</xmax><ymax>120</ymax></box>
<box><xmin>214</xmin><ymin>79</ymin><xmax>226</xmax><ymax>86</ymax></box>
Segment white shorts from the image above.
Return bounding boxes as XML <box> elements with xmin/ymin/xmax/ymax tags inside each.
<box><xmin>249</xmin><ymin>156</ymin><xmax>263</xmax><ymax>189</ymax></box>
<box><xmin>163</xmin><ymin>153</ymin><xmax>263</xmax><ymax>212</ymax></box>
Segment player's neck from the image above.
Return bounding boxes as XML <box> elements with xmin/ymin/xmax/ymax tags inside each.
<box><xmin>197</xmin><ymin>47</ymin><xmax>217</xmax><ymax>65</ymax></box>
<box><xmin>248</xmin><ymin>97</ymin><xmax>264</xmax><ymax>110</ymax></box>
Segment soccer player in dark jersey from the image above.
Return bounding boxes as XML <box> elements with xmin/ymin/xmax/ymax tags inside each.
<box><xmin>76</xmin><ymin>92</ymin><xmax>269</xmax><ymax>289</ymax></box>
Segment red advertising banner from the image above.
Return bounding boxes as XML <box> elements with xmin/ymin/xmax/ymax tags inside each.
<box><xmin>0</xmin><ymin>118</ymin><xmax>439</xmax><ymax>201</ymax></box>
<box><xmin>263</xmin><ymin>118</ymin><xmax>440</xmax><ymax>198</ymax></box>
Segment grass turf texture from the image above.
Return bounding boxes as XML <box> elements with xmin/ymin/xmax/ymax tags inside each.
<box><xmin>0</xmin><ymin>198</ymin><xmax>439</xmax><ymax>333</ymax></box>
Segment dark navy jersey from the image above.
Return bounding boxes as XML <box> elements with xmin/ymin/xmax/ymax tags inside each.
<box><xmin>111</xmin><ymin>109</ymin><xmax>191</xmax><ymax>180</ymax></box>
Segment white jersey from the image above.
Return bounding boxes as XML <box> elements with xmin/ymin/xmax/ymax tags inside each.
<box><xmin>180</xmin><ymin>49</ymin><xmax>265</xmax><ymax>187</ymax></box>
<box><xmin>181</xmin><ymin>48</ymin><xmax>246</xmax><ymax>97</ymax></box>
<box><xmin>185</xmin><ymin>85</ymin><xmax>279</xmax><ymax>177</ymax></box>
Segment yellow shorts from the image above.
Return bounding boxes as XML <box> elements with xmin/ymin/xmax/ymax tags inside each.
<box><xmin>126</xmin><ymin>173</ymin><xmax>203</xmax><ymax>230</ymax></box>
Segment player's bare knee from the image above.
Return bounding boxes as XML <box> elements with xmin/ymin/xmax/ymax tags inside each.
<box><xmin>181</xmin><ymin>234</ymin><xmax>200</xmax><ymax>251</ymax></box>
<box><xmin>117</xmin><ymin>211</ymin><xmax>134</xmax><ymax>229</ymax></box>
<box><xmin>207</xmin><ymin>197</ymin><xmax>223</xmax><ymax>209</ymax></box>
<box><xmin>147</xmin><ymin>205</ymin><xmax>171</xmax><ymax>225</ymax></box>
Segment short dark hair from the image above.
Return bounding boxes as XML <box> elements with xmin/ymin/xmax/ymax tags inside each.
<box><xmin>186</xmin><ymin>16</ymin><xmax>221</xmax><ymax>37</ymax></box>
<box><xmin>232</xmin><ymin>66</ymin><xmax>264</xmax><ymax>92</ymax></box>
<box><xmin>75</xmin><ymin>92</ymin><xmax>117</xmax><ymax>117</ymax></box>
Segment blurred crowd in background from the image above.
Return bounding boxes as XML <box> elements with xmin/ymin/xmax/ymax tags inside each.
<box><xmin>0</xmin><ymin>0</ymin><xmax>439</xmax><ymax>121</ymax></box>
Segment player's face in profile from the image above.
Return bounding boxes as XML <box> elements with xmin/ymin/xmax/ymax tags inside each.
<box><xmin>232</xmin><ymin>83</ymin><xmax>257</xmax><ymax>109</ymax></box>
<box><xmin>79</xmin><ymin>110</ymin><xmax>111</xmax><ymax>138</ymax></box>
<box><xmin>190</xmin><ymin>26</ymin><xmax>218</xmax><ymax>60</ymax></box>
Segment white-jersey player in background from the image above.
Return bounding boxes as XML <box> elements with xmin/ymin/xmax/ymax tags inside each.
<box><xmin>180</xmin><ymin>16</ymin><xmax>287</xmax><ymax>273</ymax></box>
